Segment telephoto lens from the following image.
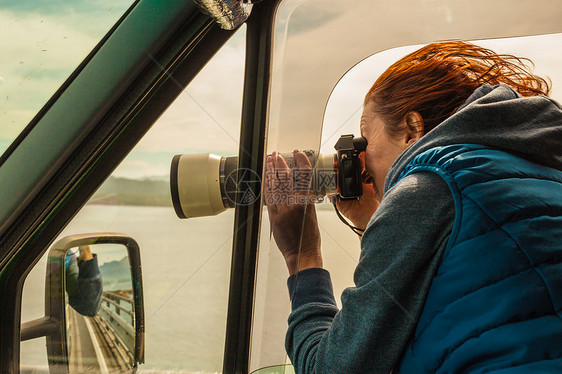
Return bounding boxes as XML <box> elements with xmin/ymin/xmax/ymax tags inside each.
<box><xmin>170</xmin><ymin>134</ymin><xmax>367</xmax><ymax>219</ymax></box>
<box><xmin>170</xmin><ymin>153</ymin><xmax>233</xmax><ymax>219</ymax></box>
<box><xmin>170</xmin><ymin>151</ymin><xmax>337</xmax><ymax>219</ymax></box>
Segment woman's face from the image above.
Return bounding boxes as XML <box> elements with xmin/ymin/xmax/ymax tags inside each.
<box><xmin>360</xmin><ymin>101</ymin><xmax>421</xmax><ymax>201</ymax></box>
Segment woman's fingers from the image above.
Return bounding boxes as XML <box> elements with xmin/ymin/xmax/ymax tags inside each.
<box><xmin>293</xmin><ymin>150</ymin><xmax>312</xmax><ymax>169</ymax></box>
<box><xmin>265</xmin><ymin>155</ymin><xmax>279</xmax><ymax>212</ymax></box>
<box><xmin>273</xmin><ymin>151</ymin><xmax>291</xmax><ymax>169</ymax></box>
<box><xmin>334</xmin><ymin>182</ymin><xmax>380</xmax><ymax>230</ymax></box>
<box><xmin>265</xmin><ymin>152</ymin><xmax>294</xmax><ymax>210</ymax></box>
<box><xmin>293</xmin><ymin>150</ymin><xmax>314</xmax><ymax>195</ymax></box>
<box><xmin>273</xmin><ymin>152</ymin><xmax>292</xmax><ymax>192</ymax></box>
<box><xmin>265</xmin><ymin>150</ymin><xmax>316</xmax><ymax>209</ymax></box>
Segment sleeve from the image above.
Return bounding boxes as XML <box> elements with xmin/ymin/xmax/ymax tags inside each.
<box><xmin>68</xmin><ymin>254</ymin><xmax>103</xmax><ymax>317</ymax></box>
<box><xmin>285</xmin><ymin>172</ymin><xmax>455</xmax><ymax>374</ymax></box>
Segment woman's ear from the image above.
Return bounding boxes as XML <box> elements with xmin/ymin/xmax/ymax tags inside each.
<box><xmin>404</xmin><ymin>111</ymin><xmax>424</xmax><ymax>146</ymax></box>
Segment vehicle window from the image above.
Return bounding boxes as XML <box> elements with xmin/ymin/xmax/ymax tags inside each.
<box><xmin>0</xmin><ymin>0</ymin><xmax>135</xmax><ymax>157</ymax></box>
<box><xmin>20</xmin><ymin>25</ymin><xmax>246</xmax><ymax>373</ymax></box>
<box><xmin>251</xmin><ymin>0</ymin><xmax>562</xmax><ymax>371</ymax></box>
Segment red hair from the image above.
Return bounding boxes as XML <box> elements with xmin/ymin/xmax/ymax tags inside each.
<box><xmin>366</xmin><ymin>41</ymin><xmax>551</xmax><ymax>135</ymax></box>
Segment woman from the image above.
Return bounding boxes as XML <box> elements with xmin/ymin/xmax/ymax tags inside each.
<box><xmin>265</xmin><ymin>41</ymin><xmax>562</xmax><ymax>373</ymax></box>
<box><xmin>65</xmin><ymin>245</ymin><xmax>103</xmax><ymax>317</ymax></box>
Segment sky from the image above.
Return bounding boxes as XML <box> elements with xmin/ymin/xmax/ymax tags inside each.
<box><xmin>0</xmin><ymin>0</ymin><xmax>133</xmax><ymax>150</ymax></box>
<box><xmin>2</xmin><ymin>1</ymin><xmax>561</xmax><ymax>180</ymax></box>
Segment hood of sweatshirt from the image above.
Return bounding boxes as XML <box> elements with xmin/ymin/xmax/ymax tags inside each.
<box><xmin>385</xmin><ymin>84</ymin><xmax>562</xmax><ymax>192</ymax></box>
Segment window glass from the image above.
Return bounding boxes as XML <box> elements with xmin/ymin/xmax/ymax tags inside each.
<box><xmin>20</xmin><ymin>256</ymin><xmax>49</xmax><ymax>371</ymax></box>
<box><xmin>0</xmin><ymin>0</ymin><xmax>135</xmax><ymax>156</ymax></box>
<box><xmin>20</xmin><ymin>25</ymin><xmax>246</xmax><ymax>373</ymax></box>
<box><xmin>251</xmin><ymin>0</ymin><xmax>562</xmax><ymax>371</ymax></box>
<box><xmin>320</xmin><ymin>34</ymin><xmax>562</xmax><ymax>154</ymax></box>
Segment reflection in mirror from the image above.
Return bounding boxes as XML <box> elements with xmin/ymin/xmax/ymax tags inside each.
<box><xmin>65</xmin><ymin>245</ymin><xmax>103</xmax><ymax>317</ymax></box>
<box><xmin>65</xmin><ymin>243</ymin><xmax>135</xmax><ymax>373</ymax></box>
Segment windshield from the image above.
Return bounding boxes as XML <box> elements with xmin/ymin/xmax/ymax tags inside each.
<box><xmin>0</xmin><ymin>0</ymin><xmax>135</xmax><ymax>156</ymax></box>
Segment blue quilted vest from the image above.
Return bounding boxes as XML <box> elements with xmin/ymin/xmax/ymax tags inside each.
<box><xmin>395</xmin><ymin>144</ymin><xmax>562</xmax><ymax>373</ymax></box>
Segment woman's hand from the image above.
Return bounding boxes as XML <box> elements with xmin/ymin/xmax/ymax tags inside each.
<box><xmin>335</xmin><ymin>182</ymin><xmax>380</xmax><ymax>231</ymax></box>
<box><xmin>265</xmin><ymin>151</ymin><xmax>322</xmax><ymax>275</ymax></box>
<box><xmin>78</xmin><ymin>245</ymin><xmax>94</xmax><ymax>261</ymax></box>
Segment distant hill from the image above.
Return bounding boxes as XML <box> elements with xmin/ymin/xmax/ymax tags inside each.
<box><xmin>89</xmin><ymin>176</ymin><xmax>341</xmax><ymax>210</ymax></box>
<box><xmin>99</xmin><ymin>256</ymin><xmax>131</xmax><ymax>283</ymax></box>
<box><xmin>91</xmin><ymin>176</ymin><xmax>172</xmax><ymax>207</ymax></box>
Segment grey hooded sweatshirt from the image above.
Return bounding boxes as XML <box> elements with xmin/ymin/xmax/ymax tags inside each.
<box><xmin>286</xmin><ymin>85</ymin><xmax>562</xmax><ymax>374</ymax></box>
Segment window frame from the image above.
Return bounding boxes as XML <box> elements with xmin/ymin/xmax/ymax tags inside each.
<box><xmin>222</xmin><ymin>1</ymin><xmax>281</xmax><ymax>373</ymax></box>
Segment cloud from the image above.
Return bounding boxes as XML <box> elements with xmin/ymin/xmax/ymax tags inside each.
<box><xmin>0</xmin><ymin>2</ymin><xmax>132</xmax><ymax>140</ymax></box>
<box><xmin>132</xmin><ymin>28</ymin><xmax>247</xmax><ymax>156</ymax></box>
<box><xmin>1</xmin><ymin>3</ymin><xmax>246</xmax><ymax>174</ymax></box>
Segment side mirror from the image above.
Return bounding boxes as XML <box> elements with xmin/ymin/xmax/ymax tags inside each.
<box><xmin>21</xmin><ymin>233</ymin><xmax>145</xmax><ymax>373</ymax></box>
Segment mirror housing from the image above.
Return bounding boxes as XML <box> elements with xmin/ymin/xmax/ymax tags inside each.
<box><xmin>21</xmin><ymin>233</ymin><xmax>145</xmax><ymax>372</ymax></box>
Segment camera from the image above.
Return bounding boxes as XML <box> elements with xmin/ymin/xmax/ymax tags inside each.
<box><xmin>170</xmin><ymin>134</ymin><xmax>367</xmax><ymax>218</ymax></box>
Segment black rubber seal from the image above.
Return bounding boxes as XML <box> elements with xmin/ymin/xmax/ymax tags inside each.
<box><xmin>170</xmin><ymin>154</ymin><xmax>187</xmax><ymax>219</ymax></box>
